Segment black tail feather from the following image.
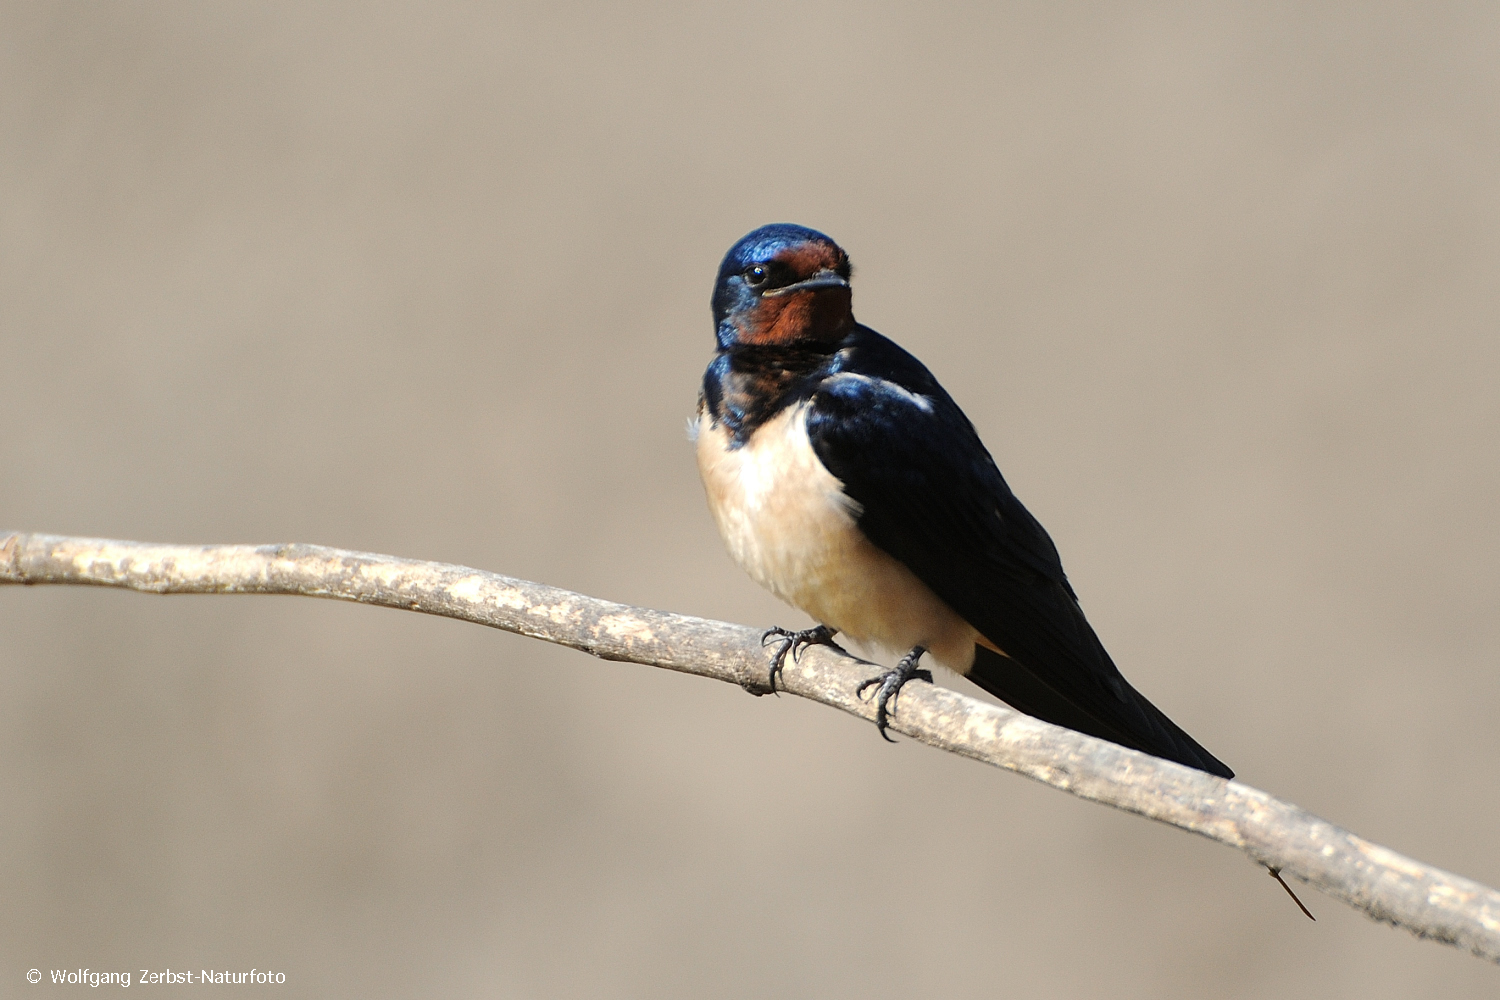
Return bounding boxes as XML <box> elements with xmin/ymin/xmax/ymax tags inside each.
<box><xmin>967</xmin><ymin>645</ymin><xmax>1234</xmax><ymax>779</ymax></box>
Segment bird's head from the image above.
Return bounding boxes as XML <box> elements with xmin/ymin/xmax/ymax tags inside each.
<box><xmin>711</xmin><ymin>224</ymin><xmax>853</xmax><ymax>351</ymax></box>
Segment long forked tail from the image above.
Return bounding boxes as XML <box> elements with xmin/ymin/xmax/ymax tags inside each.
<box><xmin>967</xmin><ymin>645</ymin><xmax>1234</xmax><ymax>779</ymax></box>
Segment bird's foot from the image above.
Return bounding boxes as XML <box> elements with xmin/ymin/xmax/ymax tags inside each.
<box><xmin>761</xmin><ymin>624</ymin><xmax>843</xmax><ymax>693</ymax></box>
<box><xmin>856</xmin><ymin>645</ymin><xmax>933</xmax><ymax>742</ymax></box>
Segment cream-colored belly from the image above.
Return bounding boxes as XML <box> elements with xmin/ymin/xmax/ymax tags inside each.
<box><xmin>694</xmin><ymin>402</ymin><xmax>981</xmax><ymax>672</ymax></box>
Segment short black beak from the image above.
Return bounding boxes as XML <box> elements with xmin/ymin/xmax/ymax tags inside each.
<box><xmin>763</xmin><ymin>268</ymin><xmax>850</xmax><ymax>297</ymax></box>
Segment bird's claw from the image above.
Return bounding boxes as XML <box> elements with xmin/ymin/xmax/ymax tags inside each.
<box><xmin>856</xmin><ymin>645</ymin><xmax>932</xmax><ymax>741</ymax></box>
<box><xmin>761</xmin><ymin>624</ymin><xmax>842</xmax><ymax>693</ymax></box>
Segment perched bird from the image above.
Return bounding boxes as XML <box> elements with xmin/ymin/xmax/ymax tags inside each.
<box><xmin>693</xmin><ymin>223</ymin><xmax>1233</xmax><ymax>779</ymax></box>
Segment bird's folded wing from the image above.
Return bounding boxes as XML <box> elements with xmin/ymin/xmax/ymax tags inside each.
<box><xmin>803</xmin><ymin>353</ymin><xmax>1200</xmax><ymax>759</ymax></box>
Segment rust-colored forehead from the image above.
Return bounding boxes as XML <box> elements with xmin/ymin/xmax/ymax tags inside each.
<box><xmin>771</xmin><ymin>242</ymin><xmax>844</xmax><ymax>276</ymax></box>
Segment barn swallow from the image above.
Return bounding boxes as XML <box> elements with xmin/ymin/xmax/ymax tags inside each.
<box><xmin>693</xmin><ymin>223</ymin><xmax>1233</xmax><ymax>778</ymax></box>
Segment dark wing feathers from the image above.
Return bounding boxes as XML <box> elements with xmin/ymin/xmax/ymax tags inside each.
<box><xmin>807</xmin><ymin>327</ymin><xmax>1232</xmax><ymax>778</ymax></box>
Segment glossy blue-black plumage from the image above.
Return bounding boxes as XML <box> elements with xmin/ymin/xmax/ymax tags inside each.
<box><xmin>803</xmin><ymin>328</ymin><xmax>1233</xmax><ymax>776</ymax></box>
<box><xmin>703</xmin><ymin>224</ymin><xmax>1233</xmax><ymax>778</ymax></box>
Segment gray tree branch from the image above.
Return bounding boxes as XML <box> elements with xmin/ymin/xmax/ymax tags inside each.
<box><xmin>3</xmin><ymin>531</ymin><xmax>1497</xmax><ymax>964</ymax></box>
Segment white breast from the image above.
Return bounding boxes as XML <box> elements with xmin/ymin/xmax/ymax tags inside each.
<box><xmin>694</xmin><ymin>402</ymin><xmax>981</xmax><ymax>671</ymax></box>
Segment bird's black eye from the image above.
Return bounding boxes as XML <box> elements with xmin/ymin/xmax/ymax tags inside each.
<box><xmin>745</xmin><ymin>265</ymin><xmax>769</xmax><ymax>286</ymax></box>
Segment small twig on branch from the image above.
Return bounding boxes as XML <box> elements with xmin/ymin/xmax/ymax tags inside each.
<box><xmin>3</xmin><ymin>531</ymin><xmax>1497</xmax><ymax>963</ymax></box>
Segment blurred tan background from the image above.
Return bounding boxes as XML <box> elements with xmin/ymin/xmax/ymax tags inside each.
<box><xmin>2</xmin><ymin>2</ymin><xmax>1497</xmax><ymax>997</ymax></box>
